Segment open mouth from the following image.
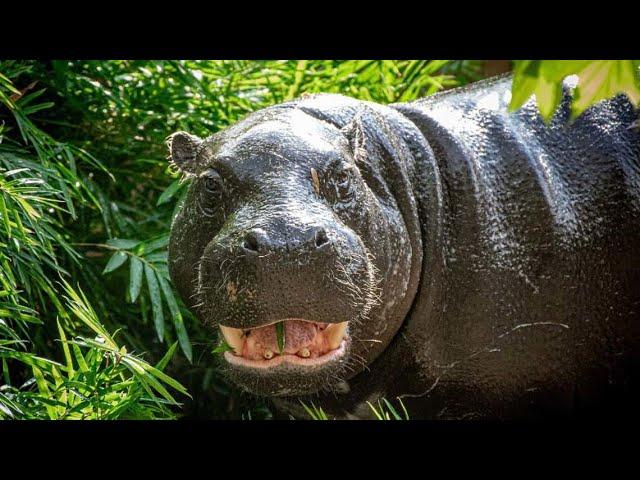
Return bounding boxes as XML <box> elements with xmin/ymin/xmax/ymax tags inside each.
<box><xmin>220</xmin><ymin>319</ymin><xmax>349</xmax><ymax>369</ymax></box>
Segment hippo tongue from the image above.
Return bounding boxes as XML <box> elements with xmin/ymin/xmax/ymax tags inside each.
<box><xmin>248</xmin><ymin>320</ymin><xmax>317</xmax><ymax>354</ymax></box>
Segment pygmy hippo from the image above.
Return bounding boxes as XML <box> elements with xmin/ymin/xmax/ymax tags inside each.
<box><xmin>167</xmin><ymin>75</ymin><xmax>640</xmax><ymax>419</ymax></box>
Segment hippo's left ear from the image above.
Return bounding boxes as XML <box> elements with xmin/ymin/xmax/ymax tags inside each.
<box><xmin>167</xmin><ymin>131</ymin><xmax>203</xmax><ymax>174</ymax></box>
<box><xmin>341</xmin><ymin>114</ymin><xmax>367</xmax><ymax>164</ymax></box>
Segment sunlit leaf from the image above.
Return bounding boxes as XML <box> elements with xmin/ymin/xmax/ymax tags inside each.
<box><xmin>534</xmin><ymin>75</ymin><xmax>563</xmax><ymax>121</ymax></box>
<box><xmin>511</xmin><ymin>60</ymin><xmax>640</xmax><ymax>122</ymax></box>
<box><xmin>509</xmin><ymin>60</ymin><xmax>540</xmax><ymax>112</ymax></box>
<box><xmin>56</xmin><ymin>319</ymin><xmax>74</xmax><ymax>376</ymax></box>
<box><xmin>572</xmin><ymin>60</ymin><xmax>640</xmax><ymax>118</ymax></box>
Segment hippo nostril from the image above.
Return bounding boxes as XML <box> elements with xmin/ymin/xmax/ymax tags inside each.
<box><xmin>242</xmin><ymin>230</ymin><xmax>261</xmax><ymax>253</ymax></box>
<box><xmin>314</xmin><ymin>228</ymin><xmax>330</xmax><ymax>249</ymax></box>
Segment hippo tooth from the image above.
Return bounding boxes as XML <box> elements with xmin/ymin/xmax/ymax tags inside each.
<box><xmin>325</xmin><ymin>322</ymin><xmax>348</xmax><ymax>350</ymax></box>
<box><xmin>264</xmin><ymin>350</ymin><xmax>274</xmax><ymax>360</ymax></box>
<box><xmin>298</xmin><ymin>348</ymin><xmax>311</xmax><ymax>358</ymax></box>
<box><xmin>219</xmin><ymin>325</ymin><xmax>244</xmax><ymax>356</ymax></box>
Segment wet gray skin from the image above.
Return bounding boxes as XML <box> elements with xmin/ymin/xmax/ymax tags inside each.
<box><xmin>168</xmin><ymin>104</ymin><xmax>421</xmax><ymax>398</ymax></box>
<box><xmin>168</xmin><ymin>75</ymin><xmax>640</xmax><ymax>419</ymax></box>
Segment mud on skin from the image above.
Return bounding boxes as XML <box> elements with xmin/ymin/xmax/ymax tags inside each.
<box><xmin>167</xmin><ymin>74</ymin><xmax>640</xmax><ymax>419</ymax></box>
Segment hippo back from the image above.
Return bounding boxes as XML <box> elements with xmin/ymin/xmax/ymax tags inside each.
<box><xmin>390</xmin><ymin>75</ymin><xmax>640</xmax><ymax>418</ymax></box>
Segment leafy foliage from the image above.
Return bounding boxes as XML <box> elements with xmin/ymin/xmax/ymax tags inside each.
<box><xmin>366</xmin><ymin>397</ymin><xmax>410</xmax><ymax>420</ymax></box>
<box><xmin>0</xmin><ymin>61</ymin><xmax>187</xmax><ymax>418</ymax></box>
<box><xmin>1</xmin><ymin>281</ymin><xmax>187</xmax><ymax>419</ymax></box>
<box><xmin>510</xmin><ymin>60</ymin><xmax>640</xmax><ymax>121</ymax></box>
<box><xmin>300</xmin><ymin>401</ymin><xmax>330</xmax><ymax>420</ymax></box>
<box><xmin>299</xmin><ymin>397</ymin><xmax>409</xmax><ymax>420</ymax></box>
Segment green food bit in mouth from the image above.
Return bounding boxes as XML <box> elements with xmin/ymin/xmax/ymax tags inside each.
<box><xmin>212</xmin><ymin>339</ymin><xmax>235</xmax><ymax>355</ymax></box>
<box><xmin>275</xmin><ymin>322</ymin><xmax>285</xmax><ymax>354</ymax></box>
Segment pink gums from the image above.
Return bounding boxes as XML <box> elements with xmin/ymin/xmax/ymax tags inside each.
<box><xmin>226</xmin><ymin>340</ymin><xmax>347</xmax><ymax>369</ymax></box>
<box><xmin>242</xmin><ymin>320</ymin><xmax>331</xmax><ymax>360</ymax></box>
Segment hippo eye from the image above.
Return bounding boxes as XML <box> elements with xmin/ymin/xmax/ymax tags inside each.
<box><xmin>199</xmin><ymin>169</ymin><xmax>225</xmax><ymax>216</ymax></box>
<box><xmin>335</xmin><ymin>167</ymin><xmax>354</xmax><ymax>201</ymax></box>
<box><xmin>202</xmin><ymin>169</ymin><xmax>224</xmax><ymax>195</ymax></box>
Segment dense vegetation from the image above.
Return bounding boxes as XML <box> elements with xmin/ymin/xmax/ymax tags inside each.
<box><xmin>0</xmin><ymin>60</ymin><xmax>637</xmax><ymax>420</ymax></box>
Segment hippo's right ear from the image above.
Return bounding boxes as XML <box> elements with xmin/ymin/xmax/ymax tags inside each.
<box><xmin>167</xmin><ymin>131</ymin><xmax>203</xmax><ymax>174</ymax></box>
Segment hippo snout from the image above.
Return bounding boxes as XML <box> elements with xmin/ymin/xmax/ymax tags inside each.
<box><xmin>240</xmin><ymin>226</ymin><xmax>332</xmax><ymax>255</ymax></box>
<box><xmin>198</xmin><ymin>210</ymin><xmax>373</xmax><ymax>333</ymax></box>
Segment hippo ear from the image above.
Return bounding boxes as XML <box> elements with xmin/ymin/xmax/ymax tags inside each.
<box><xmin>167</xmin><ymin>131</ymin><xmax>203</xmax><ymax>174</ymax></box>
<box><xmin>341</xmin><ymin>114</ymin><xmax>367</xmax><ymax>163</ymax></box>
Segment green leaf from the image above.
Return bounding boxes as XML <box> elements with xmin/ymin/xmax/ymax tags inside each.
<box><xmin>157</xmin><ymin>274</ymin><xmax>192</xmax><ymax>362</ymax></box>
<box><xmin>102</xmin><ymin>251</ymin><xmax>128</xmax><ymax>274</ymax></box>
<box><xmin>106</xmin><ymin>238</ymin><xmax>140</xmax><ymax>250</ymax></box>
<box><xmin>1</xmin><ymin>356</ymin><xmax>10</xmax><ymax>386</ymax></box>
<box><xmin>509</xmin><ymin>60</ymin><xmax>540</xmax><ymax>112</ymax></box>
<box><xmin>397</xmin><ymin>397</ymin><xmax>410</xmax><ymax>420</ymax></box>
<box><xmin>32</xmin><ymin>366</ymin><xmax>57</xmax><ymax>419</ymax></box>
<box><xmin>156</xmin><ymin>179</ymin><xmax>183</xmax><ymax>206</ymax></box>
<box><xmin>144</xmin><ymin>263</ymin><xmax>164</xmax><ymax>341</ymax></box>
<box><xmin>538</xmin><ymin>60</ymin><xmax>591</xmax><ymax>82</ymax></box>
<box><xmin>56</xmin><ymin>319</ymin><xmax>74</xmax><ymax>377</ymax></box>
<box><xmin>366</xmin><ymin>401</ymin><xmax>384</xmax><ymax>420</ymax></box>
<box><xmin>212</xmin><ymin>340</ymin><xmax>234</xmax><ymax>355</ymax></box>
<box><xmin>299</xmin><ymin>400</ymin><xmax>329</xmax><ymax>420</ymax></box>
<box><xmin>130</xmin><ymin>358</ymin><xmax>189</xmax><ymax>397</ymax></box>
<box><xmin>0</xmin><ymin>194</ymin><xmax>11</xmax><ymax>238</ymax></box>
<box><xmin>129</xmin><ymin>257</ymin><xmax>143</xmax><ymax>302</ymax></box>
<box><xmin>509</xmin><ymin>60</ymin><xmax>562</xmax><ymax>121</ymax></box>
<box><xmin>534</xmin><ymin>75</ymin><xmax>562</xmax><ymax>121</ymax></box>
<box><xmin>72</xmin><ymin>344</ymin><xmax>89</xmax><ymax>373</ymax></box>
<box><xmin>156</xmin><ymin>341</ymin><xmax>178</xmax><ymax>371</ymax></box>
<box><xmin>572</xmin><ymin>60</ymin><xmax>640</xmax><ymax>118</ymax></box>
<box><xmin>381</xmin><ymin>398</ymin><xmax>402</xmax><ymax>420</ymax></box>
<box><xmin>137</xmin><ymin>234</ymin><xmax>169</xmax><ymax>255</ymax></box>
<box><xmin>511</xmin><ymin>60</ymin><xmax>640</xmax><ymax>122</ymax></box>
<box><xmin>275</xmin><ymin>321</ymin><xmax>285</xmax><ymax>354</ymax></box>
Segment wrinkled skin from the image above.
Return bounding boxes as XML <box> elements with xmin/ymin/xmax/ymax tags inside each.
<box><xmin>168</xmin><ymin>75</ymin><xmax>640</xmax><ymax>419</ymax></box>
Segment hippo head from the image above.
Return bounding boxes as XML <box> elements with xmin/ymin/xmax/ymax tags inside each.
<box><xmin>167</xmin><ymin>94</ymin><xmax>423</xmax><ymax>397</ymax></box>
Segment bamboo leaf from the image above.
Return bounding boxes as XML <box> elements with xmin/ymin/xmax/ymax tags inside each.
<box><xmin>156</xmin><ymin>341</ymin><xmax>178</xmax><ymax>371</ymax></box>
<box><xmin>106</xmin><ymin>238</ymin><xmax>140</xmax><ymax>250</ymax></box>
<box><xmin>156</xmin><ymin>179</ymin><xmax>183</xmax><ymax>206</ymax></box>
<box><xmin>381</xmin><ymin>397</ymin><xmax>402</xmax><ymax>420</ymax></box>
<box><xmin>144</xmin><ymin>263</ymin><xmax>164</xmax><ymax>341</ymax></box>
<box><xmin>56</xmin><ymin>319</ymin><xmax>74</xmax><ymax>377</ymax></box>
<box><xmin>102</xmin><ymin>250</ymin><xmax>128</xmax><ymax>274</ymax></box>
<box><xmin>157</xmin><ymin>274</ymin><xmax>192</xmax><ymax>361</ymax></box>
<box><xmin>129</xmin><ymin>256</ymin><xmax>143</xmax><ymax>302</ymax></box>
<box><xmin>572</xmin><ymin>60</ymin><xmax>640</xmax><ymax>118</ymax></box>
<box><xmin>32</xmin><ymin>366</ymin><xmax>57</xmax><ymax>419</ymax></box>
